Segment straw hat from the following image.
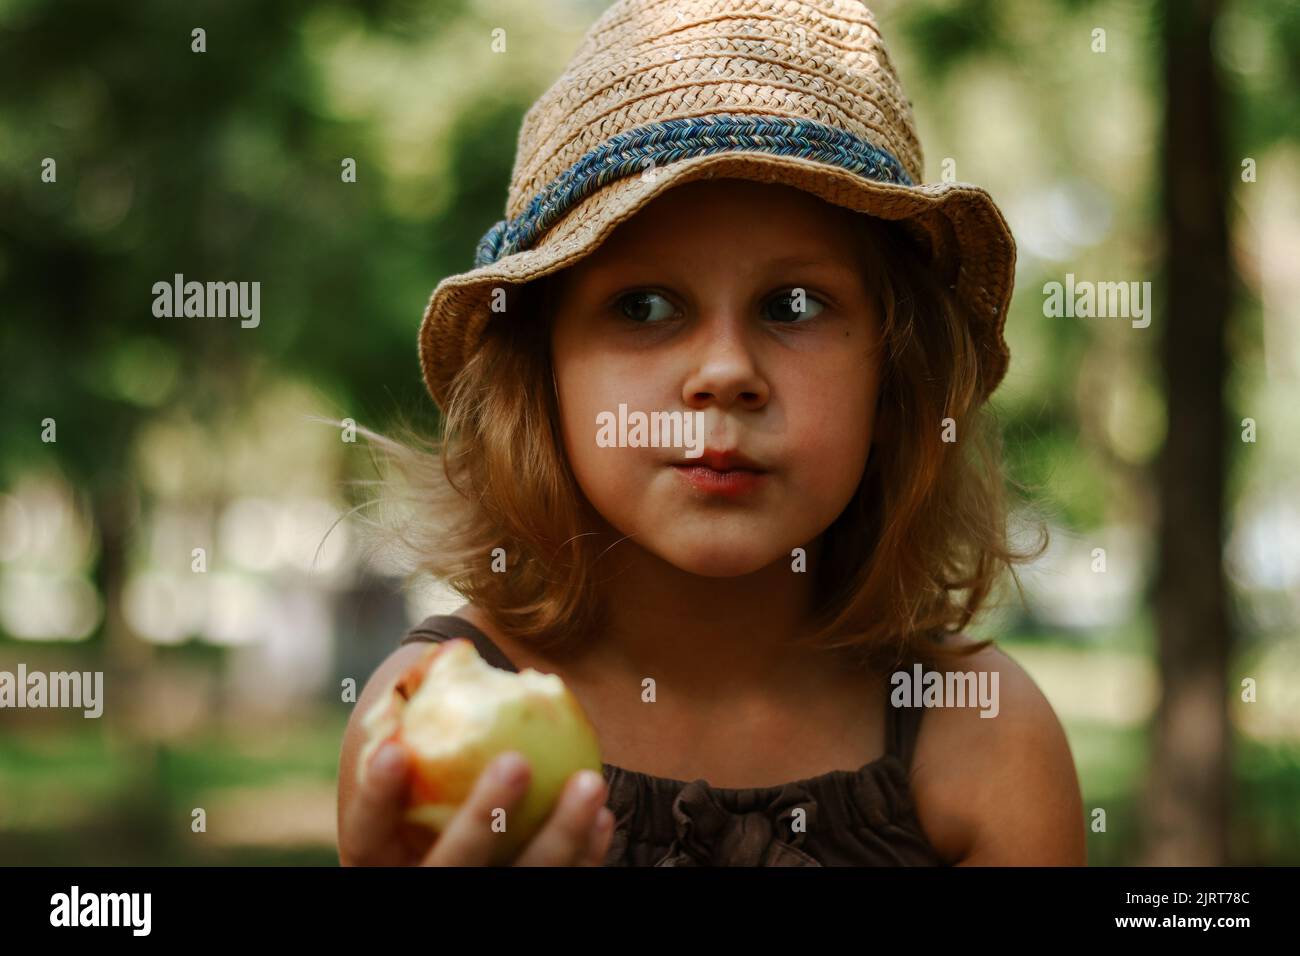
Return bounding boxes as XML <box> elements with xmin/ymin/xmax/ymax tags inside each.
<box><xmin>418</xmin><ymin>0</ymin><xmax>1016</xmax><ymax>411</ymax></box>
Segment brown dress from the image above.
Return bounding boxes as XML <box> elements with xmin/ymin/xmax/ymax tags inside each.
<box><xmin>399</xmin><ymin>614</ymin><xmax>948</xmax><ymax>866</ymax></box>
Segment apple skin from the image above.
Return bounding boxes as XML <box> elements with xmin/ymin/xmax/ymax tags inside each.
<box><xmin>358</xmin><ymin>637</ymin><xmax>604</xmax><ymax>863</ymax></box>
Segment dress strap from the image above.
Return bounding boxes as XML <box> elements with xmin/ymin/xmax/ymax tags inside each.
<box><xmin>399</xmin><ymin>613</ymin><xmax>520</xmax><ymax>674</ymax></box>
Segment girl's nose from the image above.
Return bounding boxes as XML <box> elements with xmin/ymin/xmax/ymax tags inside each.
<box><xmin>679</xmin><ymin>316</ymin><xmax>769</xmax><ymax>411</ymax></box>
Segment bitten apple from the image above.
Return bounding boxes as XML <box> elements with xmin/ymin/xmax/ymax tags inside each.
<box><xmin>357</xmin><ymin>637</ymin><xmax>604</xmax><ymax>862</ymax></box>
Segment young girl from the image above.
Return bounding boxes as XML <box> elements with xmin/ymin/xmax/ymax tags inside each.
<box><xmin>337</xmin><ymin>0</ymin><xmax>1085</xmax><ymax>866</ymax></box>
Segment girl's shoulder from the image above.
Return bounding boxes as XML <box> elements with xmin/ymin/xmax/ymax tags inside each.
<box><xmin>908</xmin><ymin>636</ymin><xmax>1087</xmax><ymax>865</ymax></box>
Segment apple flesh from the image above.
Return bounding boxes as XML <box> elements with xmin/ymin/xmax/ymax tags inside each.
<box><xmin>358</xmin><ymin>637</ymin><xmax>604</xmax><ymax>863</ymax></box>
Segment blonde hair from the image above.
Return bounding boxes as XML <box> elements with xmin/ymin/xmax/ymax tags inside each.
<box><xmin>338</xmin><ymin>212</ymin><xmax>1045</xmax><ymax>673</ymax></box>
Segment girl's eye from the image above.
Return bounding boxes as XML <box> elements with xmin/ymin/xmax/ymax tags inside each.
<box><xmin>764</xmin><ymin>288</ymin><xmax>825</xmax><ymax>323</ymax></box>
<box><xmin>616</xmin><ymin>291</ymin><xmax>677</xmax><ymax>323</ymax></box>
<box><xmin>613</xmin><ymin>288</ymin><xmax>826</xmax><ymax>324</ymax></box>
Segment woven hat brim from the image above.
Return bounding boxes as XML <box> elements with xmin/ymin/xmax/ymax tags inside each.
<box><xmin>418</xmin><ymin>150</ymin><xmax>1015</xmax><ymax>412</ymax></box>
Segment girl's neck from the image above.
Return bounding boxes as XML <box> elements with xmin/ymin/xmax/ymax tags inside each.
<box><xmin>570</xmin><ymin>533</ymin><xmax>860</xmax><ymax>700</ymax></box>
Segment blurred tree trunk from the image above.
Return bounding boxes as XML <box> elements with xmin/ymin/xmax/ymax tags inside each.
<box><xmin>91</xmin><ymin>476</ymin><xmax>153</xmax><ymax>752</ymax></box>
<box><xmin>1143</xmin><ymin>0</ymin><xmax>1233</xmax><ymax>865</ymax></box>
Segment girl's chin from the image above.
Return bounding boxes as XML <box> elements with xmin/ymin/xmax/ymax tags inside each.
<box><xmin>651</xmin><ymin>540</ymin><xmax>787</xmax><ymax>578</ymax></box>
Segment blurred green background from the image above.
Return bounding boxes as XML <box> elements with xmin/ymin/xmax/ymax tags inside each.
<box><xmin>1</xmin><ymin>0</ymin><xmax>1297</xmax><ymax>865</ymax></box>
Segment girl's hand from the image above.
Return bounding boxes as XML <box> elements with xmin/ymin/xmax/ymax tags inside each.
<box><xmin>340</xmin><ymin>743</ymin><xmax>615</xmax><ymax>866</ymax></box>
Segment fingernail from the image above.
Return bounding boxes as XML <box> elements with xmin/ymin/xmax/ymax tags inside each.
<box><xmin>573</xmin><ymin>770</ymin><xmax>604</xmax><ymax>801</ymax></box>
<box><xmin>493</xmin><ymin>752</ymin><xmax>528</xmax><ymax>785</ymax></box>
<box><xmin>371</xmin><ymin>744</ymin><xmax>404</xmax><ymax>783</ymax></box>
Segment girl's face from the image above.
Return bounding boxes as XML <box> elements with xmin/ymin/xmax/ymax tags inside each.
<box><xmin>548</xmin><ymin>178</ymin><xmax>883</xmax><ymax>577</ymax></box>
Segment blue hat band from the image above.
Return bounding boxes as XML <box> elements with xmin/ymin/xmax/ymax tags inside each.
<box><xmin>474</xmin><ymin>112</ymin><xmax>915</xmax><ymax>268</ymax></box>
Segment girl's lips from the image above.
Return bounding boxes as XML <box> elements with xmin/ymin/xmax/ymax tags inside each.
<box><xmin>669</xmin><ymin>464</ymin><xmax>767</xmax><ymax>498</ymax></box>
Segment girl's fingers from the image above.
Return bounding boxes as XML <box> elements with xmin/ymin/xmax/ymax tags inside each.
<box><xmin>340</xmin><ymin>743</ymin><xmax>411</xmax><ymax>866</ymax></box>
<box><xmin>580</xmin><ymin>808</ymin><xmax>616</xmax><ymax>866</ymax></box>
<box><xmin>511</xmin><ymin>770</ymin><xmax>609</xmax><ymax>867</ymax></box>
<box><xmin>422</xmin><ymin>752</ymin><xmax>532</xmax><ymax>866</ymax></box>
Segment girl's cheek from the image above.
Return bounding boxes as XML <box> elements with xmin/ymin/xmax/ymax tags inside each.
<box><xmin>787</xmin><ymin>386</ymin><xmax>874</xmax><ymax>482</ymax></box>
<box><xmin>563</xmin><ymin>398</ymin><xmax>645</xmax><ymax>493</ymax></box>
